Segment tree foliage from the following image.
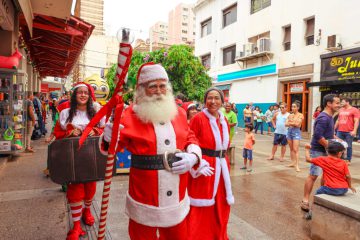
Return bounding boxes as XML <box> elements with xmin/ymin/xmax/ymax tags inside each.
<box><xmin>106</xmin><ymin>45</ymin><xmax>212</xmax><ymax>102</ymax></box>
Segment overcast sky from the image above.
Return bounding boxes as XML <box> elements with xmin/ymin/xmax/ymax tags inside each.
<box><xmin>104</xmin><ymin>0</ymin><xmax>196</xmax><ymax>40</ymax></box>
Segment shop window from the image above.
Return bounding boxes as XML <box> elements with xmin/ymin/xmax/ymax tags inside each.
<box><xmin>251</xmin><ymin>0</ymin><xmax>271</xmax><ymax>14</ymax></box>
<box><xmin>201</xmin><ymin>18</ymin><xmax>212</xmax><ymax>37</ymax></box>
<box><xmin>223</xmin><ymin>45</ymin><xmax>236</xmax><ymax>66</ymax></box>
<box><xmin>223</xmin><ymin>4</ymin><xmax>237</xmax><ymax>28</ymax></box>
<box><xmin>305</xmin><ymin>18</ymin><xmax>315</xmax><ymax>45</ymax></box>
<box><xmin>283</xmin><ymin>25</ymin><xmax>291</xmax><ymax>51</ymax></box>
<box><xmin>201</xmin><ymin>54</ymin><xmax>211</xmax><ymax>69</ymax></box>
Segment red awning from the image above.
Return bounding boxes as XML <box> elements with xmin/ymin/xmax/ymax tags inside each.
<box><xmin>41</xmin><ymin>83</ymin><xmax>49</xmax><ymax>92</ymax></box>
<box><xmin>19</xmin><ymin>14</ymin><xmax>94</xmax><ymax>78</ymax></box>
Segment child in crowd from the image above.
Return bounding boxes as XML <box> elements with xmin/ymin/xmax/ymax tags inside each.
<box><xmin>305</xmin><ymin>140</ymin><xmax>356</xmax><ymax>196</ymax></box>
<box><xmin>241</xmin><ymin>124</ymin><xmax>256</xmax><ymax>172</ymax></box>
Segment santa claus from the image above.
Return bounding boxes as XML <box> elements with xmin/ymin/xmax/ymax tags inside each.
<box><xmin>102</xmin><ymin>63</ymin><xmax>202</xmax><ymax>239</ymax></box>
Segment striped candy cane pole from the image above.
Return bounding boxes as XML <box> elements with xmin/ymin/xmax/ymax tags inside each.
<box><xmin>97</xmin><ymin>38</ymin><xmax>133</xmax><ymax>239</ymax></box>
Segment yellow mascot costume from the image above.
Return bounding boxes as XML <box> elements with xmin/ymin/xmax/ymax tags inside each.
<box><xmin>84</xmin><ymin>74</ymin><xmax>110</xmax><ymax>106</ymax></box>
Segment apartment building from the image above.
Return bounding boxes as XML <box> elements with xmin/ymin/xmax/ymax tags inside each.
<box><xmin>75</xmin><ymin>0</ymin><xmax>105</xmax><ymax>35</ymax></box>
<box><xmin>150</xmin><ymin>21</ymin><xmax>169</xmax><ymax>45</ymax></box>
<box><xmin>194</xmin><ymin>0</ymin><xmax>360</xmax><ymax>132</ymax></box>
<box><xmin>168</xmin><ymin>3</ymin><xmax>196</xmax><ymax>45</ymax></box>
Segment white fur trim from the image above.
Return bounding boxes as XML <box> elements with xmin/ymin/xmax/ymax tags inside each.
<box><xmin>220</xmin><ymin>157</ymin><xmax>235</xmax><ymax>205</ymax></box>
<box><xmin>98</xmin><ymin>134</ymin><xmax>108</xmax><ymax>156</ymax></box>
<box><xmin>158</xmin><ymin>170</ymin><xmax>179</xmax><ymax>207</ymax></box>
<box><xmin>73</xmin><ymin>83</ymin><xmax>87</xmax><ymax>89</ymax></box>
<box><xmin>186</xmin><ymin>143</ymin><xmax>202</xmax><ymax>160</ymax></box>
<box><xmin>125</xmin><ymin>192</ymin><xmax>190</xmax><ymax>227</ymax></box>
<box><xmin>138</xmin><ymin>64</ymin><xmax>169</xmax><ymax>85</ymax></box>
<box><xmin>153</xmin><ymin>122</ymin><xmax>180</xmax><ymax>207</ymax></box>
<box><xmin>189</xmin><ymin>197</ymin><xmax>215</xmax><ymax>207</ymax></box>
<box><xmin>189</xmin><ymin>109</ymin><xmax>233</xmax><ymax>206</ymax></box>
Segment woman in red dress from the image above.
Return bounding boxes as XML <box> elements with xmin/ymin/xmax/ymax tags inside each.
<box><xmin>57</xmin><ymin>83</ymin><xmax>104</xmax><ymax>239</ymax></box>
<box><xmin>187</xmin><ymin>88</ymin><xmax>234</xmax><ymax>240</ymax></box>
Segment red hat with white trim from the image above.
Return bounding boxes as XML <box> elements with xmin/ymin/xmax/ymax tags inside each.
<box><xmin>136</xmin><ymin>62</ymin><xmax>169</xmax><ymax>87</ymax></box>
<box><xmin>72</xmin><ymin>82</ymin><xmax>96</xmax><ymax>101</ymax></box>
<box><xmin>182</xmin><ymin>102</ymin><xmax>196</xmax><ymax>112</ymax></box>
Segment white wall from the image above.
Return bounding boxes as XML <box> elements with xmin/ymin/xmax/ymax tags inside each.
<box><xmin>228</xmin><ymin>74</ymin><xmax>278</xmax><ymax>104</ymax></box>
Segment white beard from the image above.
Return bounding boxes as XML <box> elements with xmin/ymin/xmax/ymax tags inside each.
<box><xmin>133</xmin><ymin>85</ymin><xmax>178</xmax><ymax>124</ymax></box>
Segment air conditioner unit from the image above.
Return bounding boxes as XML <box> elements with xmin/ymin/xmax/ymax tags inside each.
<box><xmin>237</xmin><ymin>51</ymin><xmax>245</xmax><ymax>58</ymax></box>
<box><xmin>243</xmin><ymin>43</ymin><xmax>255</xmax><ymax>56</ymax></box>
<box><xmin>327</xmin><ymin>35</ymin><xmax>341</xmax><ymax>51</ymax></box>
<box><xmin>257</xmin><ymin>38</ymin><xmax>270</xmax><ymax>52</ymax></box>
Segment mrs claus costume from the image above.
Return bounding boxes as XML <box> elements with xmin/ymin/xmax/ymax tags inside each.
<box><xmin>187</xmin><ymin>88</ymin><xmax>234</xmax><ymax>240</ymax></box>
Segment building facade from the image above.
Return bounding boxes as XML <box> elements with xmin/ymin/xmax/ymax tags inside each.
<box><xmin>75</xmin><ymin>0</ymin><xmax>105</xmax><ymax>35</ymax></box>
<box><xmin>168</xmin><ymin>3</ymin><xmax>196</xmax><ymax>45</ymax></box>
<box><xmin>149</xmin><ymin>21</ymin><xmax>169</xmax><ymax>45</ymax></box>
<box><xmin>194</xmin><ymin>0</ymin><xmax>360</xmax><ymax>132</ymax></box>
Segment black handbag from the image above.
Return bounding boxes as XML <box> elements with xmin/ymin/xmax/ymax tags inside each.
<box><xmin>47</xmin><ymin>136</ymin><xmax>115</xmax><ymax>185</ymax></box>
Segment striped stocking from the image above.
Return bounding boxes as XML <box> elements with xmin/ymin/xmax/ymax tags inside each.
<box><xmin>69</xmin><ymin>202</ymin><xmax>82</xmax><ymax>225</ymax></box>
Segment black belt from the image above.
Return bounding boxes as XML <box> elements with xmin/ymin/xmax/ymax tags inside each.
<box><xmin>201</xmin><ymin>148</ymin><xmax>226</xmax><ymax>158</ymax></box>
<box><xmin>131</xmin><ymin>152</ymin><xmax>181</xmax><ymax>170</ymax></box>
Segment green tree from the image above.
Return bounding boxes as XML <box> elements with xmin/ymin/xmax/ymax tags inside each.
<box><xmin>107</xmin><ymin>45</ymin><xmax>212</xmax><ymax>102</ymax></box>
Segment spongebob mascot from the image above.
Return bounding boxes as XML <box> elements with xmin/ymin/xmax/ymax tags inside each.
<box><xmin>84</xmin><ymin>74</ymin><xmax>110</xmax><ymax>106</ymax></box>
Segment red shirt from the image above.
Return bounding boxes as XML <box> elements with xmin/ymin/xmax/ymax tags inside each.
<box><xmin>312</xmin><ymin>156</ymin><xmax>350</xmax><ymax>188</ymax></box>
<box><xmin>337</xmin><ymin>107</ymin><xmax>360</xmax><ymax>132</ymax></box>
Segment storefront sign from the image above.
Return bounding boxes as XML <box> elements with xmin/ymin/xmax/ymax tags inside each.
<box><xmin>49</xmin><ymin>87</ymin><xmax>61</xmax><ymax>92</ymax></box>
<box><xmin>290</xmin><ymin>83</ymin><xmax>304</xmax><ymax>93</ymax></box>
<box><xmin>41</xmin><ymin>83</ymin><xmax>49</xmax><ymax>93</ymax></box>
<box><xmin>279</xmin><ymin>64</ymin><xmax>314</xmax><ymax>78</ymax></box>
<box><xmin>320</xmin><ymin>47</ymin><xmax>360</xmax><ymax>82</ymax></box>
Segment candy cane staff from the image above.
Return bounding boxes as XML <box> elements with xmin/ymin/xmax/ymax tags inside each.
<box><xmin>56</xmin><ymin>82</ymin><xmax>105</xmax><ymax>240</ymax></box>
<box><xmin>80</xmin><ymin>60</ymin><xmax>203</xmax><ymax>239</ymax></box>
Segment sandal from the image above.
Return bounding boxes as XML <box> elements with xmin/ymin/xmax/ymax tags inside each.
<box><xmin>240</xmin><ymin>166</ymin><xmax>247</xmax><ymax>170</ymax></box>
<box><xmin>82</xmin><ymin>208</ymin><xmax>95</xmax><ymax>226</ymax></box>
<box><xmin>300</xmin><ymin>201</ymin><xmax>310</xmax><ymax>212</ymax></box>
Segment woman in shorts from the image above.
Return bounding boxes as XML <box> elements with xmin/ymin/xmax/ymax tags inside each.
<box><xmin>286</xmin><ymin>101</ymin><xmax>304</xmax><ymax>172</ymax></box>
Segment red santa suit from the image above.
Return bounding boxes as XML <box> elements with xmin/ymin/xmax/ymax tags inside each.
<box><xmin>113</xmin><ymin>105</ymin><xmax>201</xmax><ymax>240</ymax></box>
<box><xmin>57</xmin><ymin>83</ymin><xmax>105</xmax><ymax>239</ymax></box>
<box><xmin>187</xmin><ymin>109</ymin><xmax>234</xmax><ymax>240</ymax></box>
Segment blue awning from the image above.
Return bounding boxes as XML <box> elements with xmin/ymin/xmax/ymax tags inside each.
<box><xmin>218</xmin><ymin>64</ymin><xmax>277</xmax><ymax>82</ymax></box>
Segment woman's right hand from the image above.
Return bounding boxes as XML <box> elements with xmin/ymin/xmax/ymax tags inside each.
<box><xmin>72</xmin><ymin>128</ymin><xmax>82</xmax><ymax>137</ymax></box>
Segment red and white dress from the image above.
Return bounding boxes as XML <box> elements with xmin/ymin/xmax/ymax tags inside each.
<box><xmin>58</xmin><ymin>107</ymin><xmax>105</xmax><ymax>229</ymax></box>
<box><xmin>187</xmin><ymin>109</ymin><xmax>234</xmax><ymax>240</ymax></box>
<box><xmin>114</xmin><ymin>105</ymin><xmax>201</xmax><ymax>240</ymax></box>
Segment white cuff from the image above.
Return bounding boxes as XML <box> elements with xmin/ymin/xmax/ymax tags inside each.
<box><xmin>186</xmin><ymin>144</ymin><xmax>202</xmax><ymax>161</ymax></box>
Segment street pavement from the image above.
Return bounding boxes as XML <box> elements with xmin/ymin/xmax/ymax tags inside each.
<box><xmin>0</xmin><ymin>127</ymin><xmax>359</xmax><ymax>239</ymax></box>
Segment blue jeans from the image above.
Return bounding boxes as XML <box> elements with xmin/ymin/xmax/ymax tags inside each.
<box><xmin>255</xmin><ymin>122</ymin><xmax>263</xmax><ymax>134</ymax></box>
<box><xmin>315</xmin><ymin>186</ymin><xmax>348</xmax><ymax>196</ymax></box>
<box><xmin>309</xmin><ymin>150</ymin><xmax>327</xmax><ymax>176</ymax></box>
<box><xmin>244</xmin><ymin>117</ymin><xmax>252</xmax><ymax>125</ymax></box>
<box><xmin>336</xmin><ymin>131</ymin><xmax>353</xmax><ymax>161</ymax></box>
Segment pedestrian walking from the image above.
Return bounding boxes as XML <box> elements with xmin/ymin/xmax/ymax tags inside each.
<box><xmin>25</xmin><ymin>92</ymin><xmax>36</xmax><ymax>153</ymax></box>
<box><xmin>243</xmin><ymin>104</ymin><xmax>252</xmax><ymax>125</ymax></box>
<box><xmin>253</xmin><ymin>106</ymin><xmax>260</xmax><ymax>130</ymax></box>
<box><xmin>265</xmin><ymin>105</ymin><xmax>274</xmax><ymax>135</ymax></box>
<box><xmin>188</xmin><ymin>87</ymin><xmax>234</xmax><ymax>240</ymax></box>
<box><xmin>223</xmin><ymin>102</ymin><xmax>238</xmax><ymax>142</ymax></box>
<box><xmin>300</xmin><ymin>94</ymin><xmax>340</xmax><ymax>212</ymax></box>
<box><xmin>286</xmin><ymin>101</ymin><xmax>304</xmax><ymax>172</ymax></box>
<box><xmin>254</xmin><ymin>108</ymin><xmax>264</xmax><ymax>134</ymax></box>
<box><xmin>267</xmin><ymin>103</ymin><xmax>290</xmax><ymax>161</ymax></box>
<box><xmin>334</xmin><ymin>97</ymin><xmax>359</xmax><ymax>163</ymax></box>
<box><xmin>241</xmin><ymin>124</ymin><xmax>255</xmax><ymax>172</ymax></box>
<box><xmin>312</xmin><ymin>106</ymin><xmax>322</xmax><ymax>119</ymax></box>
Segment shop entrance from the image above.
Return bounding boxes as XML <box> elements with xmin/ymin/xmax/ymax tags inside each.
<box><xmin>282</xmin><ymin>80</ymin><xmax>310</xmax><ymax>131</ymax></box>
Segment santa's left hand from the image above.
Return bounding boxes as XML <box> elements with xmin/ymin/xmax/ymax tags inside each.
<box><xmin>172</xmin><ymin>153</ymin><xmax>198</xmax><ymax>175</ymax></box>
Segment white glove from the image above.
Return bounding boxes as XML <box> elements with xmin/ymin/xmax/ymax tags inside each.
<box><xmin>199</xmin><ymin>166</ymin><xmax>215</xmax><ymax>176</ymax></box>
<box><xmin>103</xmin><ymin>122</ymin><xmax>113</xmax><ymax>142</ymax></box>
<box><xmin>172</xmin><ymin>153</ymin><xmax>198</xmax><ymax>175</ymax></box>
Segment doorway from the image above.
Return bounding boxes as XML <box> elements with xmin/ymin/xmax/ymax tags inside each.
<box><xmin>282</xmin><ymin>80</ymin><xmax>309</xmax><ymax>131</ymax></box>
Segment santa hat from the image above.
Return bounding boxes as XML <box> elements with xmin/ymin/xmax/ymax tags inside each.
<box><xmin>72</xmin><ymin>82</ymin><xmax>96</xmax><ymax>101</ymax></box>
<box><xmin>136</xmin><ymin>62</ymin><xmax>169</xmax><ymax>87</ymax></box>
<box><xmin>182</xmin><ymin>102</ymin><xmax>196</xmax><ymax>112</ymax></box>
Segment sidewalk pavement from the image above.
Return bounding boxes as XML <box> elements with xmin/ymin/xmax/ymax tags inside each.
<box><xmin>0</xmin><ymin>126</ymin><xmax>359</xmax><ymax>239</ymax></box>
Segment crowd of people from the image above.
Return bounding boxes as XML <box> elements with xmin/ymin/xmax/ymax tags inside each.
<box><xmin>25</xmin><ymin>60</ymin><xmax>360</xmax><ymax>239</ymax></box>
